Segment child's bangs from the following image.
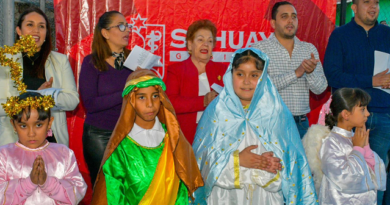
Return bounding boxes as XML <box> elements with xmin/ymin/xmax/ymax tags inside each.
<box><xmin>354</xmin><ymin>89</ymin><xmax>371</xmax><ymax>107</ymax></box>
<box><xmin>13</xmin><ymin>106</ymin><xmax>51</xmax><ymax>122</ymax></box>
<box><xmin>11</xmin><ymin>92</ymin><xmax>52</xmax><ymax>122</ymax></box>
<box><xmin>232</xmin><ymin>50</ymin><xmax>265</xmax><ymax>71</ymax></box>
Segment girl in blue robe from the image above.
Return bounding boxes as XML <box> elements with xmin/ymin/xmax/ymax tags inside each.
<box><xmin>192</xmin><ymin>48</ymin><xmax>318</xmax><ymax>205</ymax></box>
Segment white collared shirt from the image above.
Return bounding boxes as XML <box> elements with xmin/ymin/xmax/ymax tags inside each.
<box><xmin>197</xmin><ymin>72</ymin><xmax>211</xmax><ymax>123</ymax></box>
<box><xmin>128</xmin><ymin>117</ymin><xmax>166</xmax><ymax>147</ymax></box>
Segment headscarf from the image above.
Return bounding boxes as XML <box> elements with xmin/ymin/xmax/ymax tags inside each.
<box><xmin>91</xmin><ymin>69</ymin><xmax>204</xmax><ymax>204</ymax></box>
<box><xmin>192</xmin><ymin>48</ymin><xmax>318</xmax><ymax>204</ymax></box>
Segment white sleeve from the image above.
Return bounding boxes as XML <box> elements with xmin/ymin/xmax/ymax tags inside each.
<box><xmin>251</xmin><ymin>170</ymin><xmax>282</xmax><ymax>193</ymax></box>
<box><xmin>372</xmin><ymin>153</ymin><xmax>386</xmax><ymax>191</ymax></box>
<box><xmin>214</xmin><ymin>150</ymin><xmax>263</xmax><ymax>189</ymax></box>
<box><xmin>321</xmin><ymin>138</ymin><xmax>378</xmax><ymax>194</ymax></box>
<box><xmin>0</xmin><ymin>99</ymin><xmax>7</xmax><ymax>116</ymax></box>
<box><xmin>28</xmin><ymin>88</ymin><xmax>62</xmax><ymax>110</ymax></box>
<box><xmin>305</xmin><ymin>44</ymin><xmax>328</xmax><ymax>95</ymax></box>
<box><xmin>47</xmin><ymin>54</ymin><xmax>79</xmax><ymax>111</ymax></box>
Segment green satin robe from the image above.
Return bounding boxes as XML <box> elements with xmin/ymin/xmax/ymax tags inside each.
<box><xmin>102</xmin><ymin>131</ymin><xmax>189</xmax><ymax>205</ymax></box>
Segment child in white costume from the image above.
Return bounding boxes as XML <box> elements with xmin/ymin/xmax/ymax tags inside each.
<box><xmin>303</xmin><ymin>88</ymin><xmax>386</xmax><ymax>205</ymax></box>
<box><xmin>193</xmin><ymin>48</ymin><xmax>318</xmax><ymax>205</ymax></box>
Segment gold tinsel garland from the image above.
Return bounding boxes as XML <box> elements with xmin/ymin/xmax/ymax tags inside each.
<box><xmin>0</xmin><ymin>35</ymin><xmax>37</xmax><ymax>93</ymax></box>
<box><xmin>2</xmin><ymin>96</ymin><xmax>55</xmax><ymax>118</ymax></box>
<box><xmin>0</xmin><ymin>35</ymin><xmax>55</xmax><ymax>117</ymax></box>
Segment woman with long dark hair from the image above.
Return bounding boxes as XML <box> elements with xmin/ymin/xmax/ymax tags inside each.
<box><xmin>79</xmin><ymin>11</ymin><xmax>132</xmax><ymax>186</ymax></box>
<box><xmin>0</xmin><ymin>7</ymin><xmax>79</xmax><ymax>146</ymax></box>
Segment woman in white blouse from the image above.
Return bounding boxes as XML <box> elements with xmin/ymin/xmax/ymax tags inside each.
<box><xmin>0</xmin><ymin>7</ymin><xmax>79</xmax><ymax>146</ymax></box>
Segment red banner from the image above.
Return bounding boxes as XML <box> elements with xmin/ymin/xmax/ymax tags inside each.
<box><xmin>54</xmin><ymin>0</ymin><xmax>336</xmax><ymax>193</ymax></box>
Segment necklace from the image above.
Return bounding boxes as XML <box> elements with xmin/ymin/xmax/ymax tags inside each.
<box><xmin>27</xmin><ymin>56</ymin><xmax>35</xmax><ymax>65</ymax></box>
<box><xmin>24</xmin><ymin>51</ymin><xmax>40</xmax><ymax>66</ymax></box>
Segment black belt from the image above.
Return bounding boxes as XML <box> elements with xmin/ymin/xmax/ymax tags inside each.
<box><xmin>293</xmin><ymin>114</ymin><xmax>307</xmax><ymax>122</ymax></box>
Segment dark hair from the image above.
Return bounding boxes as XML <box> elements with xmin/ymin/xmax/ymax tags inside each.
<box><xmin>186</xmin><ymin>19</ymin><xmax>217</xmax><ymax>51</ymax></box>
<box><xmin>11</xmin><ymin>92</ymin><xmax>51</xmax><ymax>123</ymax></box>
<box><xmin>271</xmin><ymin>1</ymin><xmax>294</xmax><ymax>20</ymax></box>
<box><xmin>92</xmin><ymin>11</ymin><xmax>130</xmax><ymax>72</ymax></box>
<box><xmin>232</xmin><ymin>50</ymin><xmax>265</xmax><ymax>72</ymax></box>
<box><xmin>325</xmin><ymin>88</ymin><xmax>371</xmax><ymax>129</ymax></box>
<box><xmin>16</xmin><ymin>7</ymin><xmax>52</xmax><ymax>79</ymax></box>
<box><xmin>352</xmin><ymin>0</ymin><xmax>357</xmax><ymax>4</ymax></box>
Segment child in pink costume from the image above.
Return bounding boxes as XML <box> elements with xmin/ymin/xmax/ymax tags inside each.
<box><xmin>0</xmin><ymin>92</ymin><xmax>87</xmax><ymax>204</ymax></box>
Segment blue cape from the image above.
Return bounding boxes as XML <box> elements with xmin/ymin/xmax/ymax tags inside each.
<box><xmin>192</xmin><ymin>48</ymin><xmax>318</xmax><ymax>204</ymax></box>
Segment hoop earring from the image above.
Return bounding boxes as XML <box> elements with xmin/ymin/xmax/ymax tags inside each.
<box><xmin>188</xmin><ymin>50</ymin><xmax>192</xmax><ymax>55</ymax></box>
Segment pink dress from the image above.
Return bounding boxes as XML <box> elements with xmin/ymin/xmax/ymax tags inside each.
<box><xmin>0</xmin><ymin>141</ymin><xmax>87</xmax><ymax>205</ymax></box>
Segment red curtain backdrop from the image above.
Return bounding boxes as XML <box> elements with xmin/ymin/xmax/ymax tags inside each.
<box><xmin>53</xmin><ymin>0</ymin><xmax>336</xmax><ymax>176</ymax></box>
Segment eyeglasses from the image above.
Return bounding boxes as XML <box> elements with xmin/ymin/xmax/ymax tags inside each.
<box><xmin>106</xmin><ymin>23</ymin><xmax>132</xmax><ymax>32</ymax></box>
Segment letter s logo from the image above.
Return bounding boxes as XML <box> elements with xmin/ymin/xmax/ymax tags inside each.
<box><xmin>171</xmin><ymin>29</ymin><xmax>187</xmax><ymax>48</ymax></box>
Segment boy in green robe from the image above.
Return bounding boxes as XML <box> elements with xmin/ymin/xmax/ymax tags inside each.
<box><xmin>91</xmin><ymin>69</ymin><xmax>203</xmax><ymax>205</ymax></box>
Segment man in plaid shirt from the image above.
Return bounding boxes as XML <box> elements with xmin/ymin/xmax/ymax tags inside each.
<box><xmin>252</xmin><ymin>1</ymin><xmax>327</xmax><ymax>138</ymax></box>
